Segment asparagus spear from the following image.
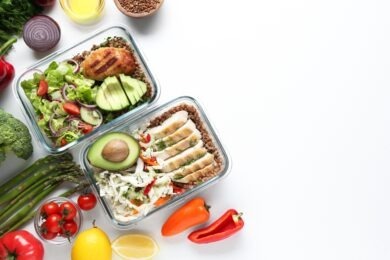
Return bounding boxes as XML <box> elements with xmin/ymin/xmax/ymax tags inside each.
<box><xmin>0</xmin><ymin>153</ymin><xmax>73</xmax><ymax>198</ymax></box>
<box><xmin>0</xmin><ymin>162</ymin><xmax>79</xmax><ymax>205</ymax></box>
<box><xmin>0</xmin><ymin>171</ymin><xmax>81</xmax><ymax>223</ymax></box>
<box><xmin>0</xmin><ymin>182</ymin><xmax>62</xmax><ymax>235</ymax></box>
<box><xmin>3</xmin><ymin>182</ymin><xmax>90</xmax><ymax>234</ymax></box>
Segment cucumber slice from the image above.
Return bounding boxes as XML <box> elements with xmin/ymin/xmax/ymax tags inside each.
<box><xmin>80</xmin><ymin>107</ymin><xmax>103</xmax><ymax>126</ymax></box>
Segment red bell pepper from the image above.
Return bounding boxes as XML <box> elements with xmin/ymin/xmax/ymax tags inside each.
<box><xmin>143</xmin><ymin>178</ymin><xmax>156</xmax><ymax>195</ymax></box>
<box><xmin>0</xmin><ymin>230</ymin><xmax>44</xmax><ymax>260</ymax></box>
<box><xmin>0</xmin><ymin>37</ymin><xmax>16</xmax><ymax>92</ymax></box>
<box><xmin>188</xmin><ymin>209</ymin><xmax>244</xmax><ymax>244</ymax></box>
<box><xmin>140</xmin><ymin>133</ymin><xmax>151</xmax><ymax>143</ymax></box>
<box><xmin>140</xmin><ymin>154</ymin><xmax>158</xmax><ymax>166</ymax></box>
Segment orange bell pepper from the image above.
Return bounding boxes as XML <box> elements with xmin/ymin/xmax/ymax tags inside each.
<box><xmin>161</xmin><ymin>197</ymin><xmax>210</xmax><ymax>236</ymax></box>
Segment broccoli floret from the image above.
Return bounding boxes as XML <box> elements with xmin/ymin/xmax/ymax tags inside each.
<box><xmin>0</xmin><ymin>124</ymin><xmax>18</xmax><ymax>145</ymax></box>
<box><xmin>0</xmin><ymin>108</ymin><xmax>33</xmax><ymax>165</ymax></box>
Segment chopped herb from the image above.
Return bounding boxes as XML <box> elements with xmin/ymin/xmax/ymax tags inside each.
<box><xmin>189</xmin><ymin>139</ymin><xmax>198</xmax><ymax>147</ymax></box>
<box><xmin>155</xmin><ymin>140</ymin><xmax>167</xmax><ymax>151</ymax></box>
<box><xmin>173</xmin><ymin>174</ymin><xmax>184</xmax><ymax>180</ymax></box>
<box><xmin>180</xmin><ymin>153</ymin><xmax>206</xmax><ymax>167</ymax></box>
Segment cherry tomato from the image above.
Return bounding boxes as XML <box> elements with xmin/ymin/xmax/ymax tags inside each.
<box><xmin>40</xmin><ymin>222</ymin><xmax>57</xmax><ymax>240</ymax></box>
<box><xmin>59</xmin><ymin>202</ymin><xmax>77</xmax><ymax>220</ymax></box>
<box><xmin>41</xmin><ymin>201</ymin><xmax>60</xmax><ymax>218</ymax></box>
<box><xmin>60</xmin><ymin>138</ymin><xmax>67</xmax><ymax>146</ymax></box>
<box><xmin>77</xmin><ymin>193</ymin><xmax>97</xmax><ymax>211</ymax></box>
<box><xmin>60</xmin><ymin>220</ymin><xmax>78</xmax><ymax>237</ymax></box>
<box><xmin>79</xmin><ymin>123</ymin><xmax>93</xmax><ymax>134</ymax></box>
<box><xmin>37</xmin><ymin>79</ymin><xmax>48</xmax><ymax>96</ymax></box>
<box><xmin>63</xmin><ymin>102</ymin><xmax>80</xmax><ymax>116</ymax></box>
<box><xmin>45</xmin><ymin>213</ymin><xmax>62</xmax><ymax>233</ymax></box>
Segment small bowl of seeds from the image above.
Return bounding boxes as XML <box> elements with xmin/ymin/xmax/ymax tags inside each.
<box><xmin>114</xmin><ymin>0</ymin><xmax>164</xmax><ymax>18</ymax></box>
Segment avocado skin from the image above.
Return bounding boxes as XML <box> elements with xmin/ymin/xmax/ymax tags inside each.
<box><xmin>87</xmin><ymin>132</ymin><xmax>140</xmax><ymax>171</ymax></box>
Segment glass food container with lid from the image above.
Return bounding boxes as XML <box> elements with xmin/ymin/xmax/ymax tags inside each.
<box><xmin>14</xmin><ymin>26</ymin><xmax>160</xmax><ymax>154</ymax></box>
<box><xmin>80</xmin><ymin>96</ymin><xmax>231</xmax><ymax>229</ymax></box>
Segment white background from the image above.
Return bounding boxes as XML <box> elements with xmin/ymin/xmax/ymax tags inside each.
<box><xmin>1</xmin><ymin>0</ymin><xmax>390</xmax><ymax>259</ymax></box>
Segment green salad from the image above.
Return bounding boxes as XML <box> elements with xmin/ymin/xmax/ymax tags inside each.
<box><xmin>21</xmin><ymin>43</ymin><xmax>150</xmax><ymax>147</ymax></box>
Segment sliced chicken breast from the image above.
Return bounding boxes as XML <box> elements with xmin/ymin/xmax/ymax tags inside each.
<box><xmin>152</xmin><ymin>130</ymin><xmax>201</xmax><ymax>160</ymax></box>
<box><xmin>147</xmin><ymin>111</ymin><xmax>188</xmax><ymax>140</ymax></box>
<box><xmin>155</xmin><ymin>120</ymin><xmax>197</xmax><ymax>149</ymax></box>
<box><xmin>174</xmin><ymin>163</ymin><xmax>215</xmax><ymax>183</ymax></box>
<box><xmin>160</xmin><ymin>142</ymin><xmax>207</xmax><ymax>172</ymax></box>
<box><xmin>169</xmin><ymin>153</ymin><xmax>214</xmax><ymax>178</ymax></box>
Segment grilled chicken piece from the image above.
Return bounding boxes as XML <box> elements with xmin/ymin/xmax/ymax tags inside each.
<box><xmin>152</xmin><ymin>130</ymin><xmax>201</xmax><ymax>160</ymax></box>
<box><xmin>147</xmin><ymin>111</ymin><xmax>189</xmax><ymax>140</ymax></box>
<box><xmin>155</xmin><ymin>120</ymin><xmax>198</xmax><ymax>149</ymax></box>
<box><xmin>160</xmin><ymin>142</ymin><xmax>207</xmax><ymax>173</ymax></box>
<box><xmin>169</xmin><ymin>153</ymin><xmax>214</xmax><ymax>178</ymax></box>
<box><xmin>174</xmin><ymin>163</ymin><xmax>215</xmax><ymax>183</ymax></box>
<box><xmin>81</xmin><ymin>47</ymin><xmax>136</xmax><ymax>81</ymax></box>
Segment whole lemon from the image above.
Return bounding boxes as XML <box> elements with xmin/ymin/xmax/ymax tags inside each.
<box><xmin>71</xmin><ymin>222</ymin><xmax>111</xmax><ymax>260</ymax></box>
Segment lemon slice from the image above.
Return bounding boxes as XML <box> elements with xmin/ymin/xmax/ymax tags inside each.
<box><xmin>112</xmin><ymin>234</ymin><xmax>159</xmax><ymax>260</ymax></box>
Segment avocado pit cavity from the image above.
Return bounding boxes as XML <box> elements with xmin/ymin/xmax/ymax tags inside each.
<box><xmin>102</xmin><ymin>139</ymin><xmax>129</xmax><ymax>162</ymax></box>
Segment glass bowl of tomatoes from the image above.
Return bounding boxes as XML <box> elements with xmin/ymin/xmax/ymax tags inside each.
<box><xmin>34</xmin><ymin>197</ymin><xmax>82</xmax><ymax>244</ymax></box>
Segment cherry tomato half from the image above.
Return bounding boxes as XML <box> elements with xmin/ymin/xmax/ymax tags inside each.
<box><xmin>60</xmin><ymin>138</ymin><xmax>67</xmax><ymax>146</ymax></box>
<box><xmin>41</xmin><ymin>201</ymin><xmax>60</xmax><ymax>218</ymax></box>
<box><xmin>45</xmin><ymin>213</ymin><xmax>62</xmax><ymax>233</ymax></box>
<box><xmin>77</xmin><ymin>193</ymin><xmax>97</xmax><ymax>211</ymax></box>
<box><xmin>37</xmin><ymin>79</ymin><xmax>48</xmax><ymax>96</ymax></box>
<box><xmin>63</xmin><ymin>102</ymin><xmax>80</xmax><ymax>116</ymax></box>
<box><xmin>59</xmin><ymin>202</ymin><xmax>77</xmax><ymax>220</ymax></box>
<box><xmin>79</xmin><ymin>122</ymin><xmax>93</xmax><ymax>134</ymax></box>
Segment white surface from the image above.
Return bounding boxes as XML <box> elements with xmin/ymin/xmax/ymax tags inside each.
<box><xmin>1</xmin><ymin>0</ymin><xmax>390</xmax><ymax>259</ymax></box>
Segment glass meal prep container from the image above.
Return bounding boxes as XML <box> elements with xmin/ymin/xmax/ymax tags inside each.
<box><xmin>13</xmin><ymin>26</ymin><xmax>160</xmax><ymax>154</ymax></box>
<box><xmin>80</xmin><ymin>96</ymin><xmax>231</xmax><ymax>229</ymax></box>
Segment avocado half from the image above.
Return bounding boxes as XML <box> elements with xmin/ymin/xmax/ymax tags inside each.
<box><xmin>87</xmin><ymin>132</ymin><xmax>140</xmax><ymax>171</ymax></box>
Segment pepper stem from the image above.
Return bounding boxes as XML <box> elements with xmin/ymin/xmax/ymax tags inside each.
<box><xmin>232</xmin><ymin>212</ymin><xmax>243</xmax><ymax>223</ymax></box>
<box><xmin>204</xmin><ymin>202</ymin><xmax>211</xmax><ymax>212</ymax></box>
<box><xmin>0</xmin><ymin>37</ymin><xmax>17</xmax><ymax>56</ymax></box>
<box><xmin>93</xmin><ymin>219</ymin><xmax>96</xmax><ymax>228</ymax></box>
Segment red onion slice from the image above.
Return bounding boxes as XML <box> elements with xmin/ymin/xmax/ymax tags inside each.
<box><xmin>77</xmin><ymin>100</ymin><xmax>97</xmax><ymax>109</ymax></box>
<box><xmin>66</xmin><ymin>115</ymin><xmax>80</xmax><ymax>122</ymax></box>
<box><xmin>49</xmin><ymin>114</ymin><xmax>71</xmax><ymax>137</ymax></box>
<box><xmin>48</xmin><ymin>114</ymin><xmax>58</xmax><ymax>136</ymax></box>
<box><xmin>65</xmin><ymin>59</ymin><xmax>80</xmax><ymax>73</ymax></box>
<box><xmin>61</xmin><ymin>84</ymin><xmax>76</xmax><ymax>101</ymax></box>
<box><xmin>92</xmin><ymin>109</ymin><xmax>103</xmax><ymax>127</ymax></box>
<box><xmin>23</xmin><ymin>15</ymin><xmax>61</xmax><ymax>52</ymax></box>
